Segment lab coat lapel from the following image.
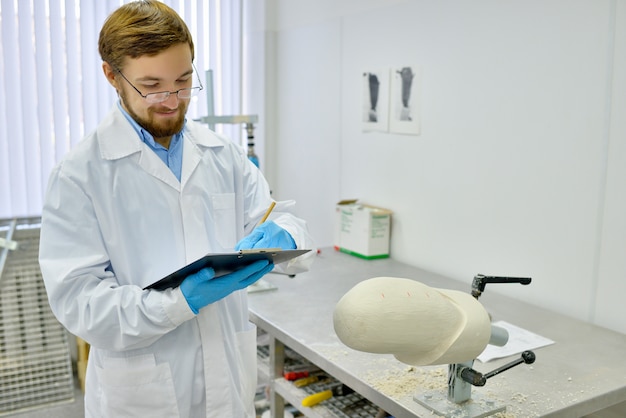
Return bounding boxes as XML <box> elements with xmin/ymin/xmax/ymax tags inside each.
<box><xmin>181</xmin><ymin>133</ymin><xmax>202</xmax><ymax>188</ymax></box>
<box><xmin>97</xmin><ymin>106</ymin><xmax>180</xmax><ymax>191</ymax></box>
<box><xmin>180</xmin><ymin>122</ymin><xmax>225</xmax><ymax>188</ymax></box>
<box><xmin>137</xmin><ymin>149</ymin><xmax>180</xmax><ymax>191</ymax></box>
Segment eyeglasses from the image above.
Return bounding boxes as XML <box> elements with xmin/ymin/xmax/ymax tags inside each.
<box><xmin>115</xmin><ymin>64</ymin><xmax>204</xmax><ymax>104</ymax></box>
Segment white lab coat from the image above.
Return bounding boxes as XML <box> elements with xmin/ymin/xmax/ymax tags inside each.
<box><xmin>38</xmin><ymin>105</ymin><xmax>315</xmax><ymax>417</ymax></box>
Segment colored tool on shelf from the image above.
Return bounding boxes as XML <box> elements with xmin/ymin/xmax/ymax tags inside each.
<box><xmin>294</xmin><ymin>374</ymin><xmax>326</xmax><ymax>388</ymax></box>
<box><xmin>301</xmin><ymin>383</ymin><xmax>355</xmax><ymax>407</ymax></box>
<box><xmin>284</xmin><ymin>370</ymin><xmax>311</xmax><ymax>381</ymax></box>
<box><xmin>283</xmin><ymin>363</ymin><xmax>320</xmax><ymax>381</ymax></box>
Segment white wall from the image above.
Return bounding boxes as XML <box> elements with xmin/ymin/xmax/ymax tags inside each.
<box><xmin>261</xmin><ymin>0</ymin><xmax>626</xmax><ymax>335</ymax></box>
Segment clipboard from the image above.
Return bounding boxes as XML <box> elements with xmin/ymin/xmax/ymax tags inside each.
<box><xmin>144</xmin><ymin>248</ymin><xmax>311</xmax><ymax>291</ymax></box>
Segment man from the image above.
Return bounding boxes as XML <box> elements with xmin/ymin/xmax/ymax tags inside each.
<box><xmin>38</xmin><ymin>1</ymin><xmax>314</xmax><ymax>417</ymax></box>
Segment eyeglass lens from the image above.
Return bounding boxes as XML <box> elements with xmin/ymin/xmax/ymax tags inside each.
<box><xmin>145</xmin><ymin>88</ymin><xmax>200</xmax><ymax>103</ymax></box>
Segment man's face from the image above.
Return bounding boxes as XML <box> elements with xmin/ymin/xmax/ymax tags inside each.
<box><xmin>115</xmin><ymin>43</ymin><xmax>194</xmax><ymax>144</ymax></box>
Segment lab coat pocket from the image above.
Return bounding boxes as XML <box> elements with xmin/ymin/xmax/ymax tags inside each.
<box><xmin>211</xmin><ymin>193</ymin><xmax>237</xmax><ymax>249</ymax></box>
<box><xmin>95</xmin><ymin>355</ymin><xmax>180</xmax><ymax>418</ymax></box>
<box><xmin>236</xmin><ymin>326</ymin><xmax>258</xmax><ymax>415</ymax></box>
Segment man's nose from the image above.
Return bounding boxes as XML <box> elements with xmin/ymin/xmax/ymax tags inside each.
<box><xmin>161</xmin><ymin>92</ymin><xmax>180</xmax><ymax>108</ymax></box>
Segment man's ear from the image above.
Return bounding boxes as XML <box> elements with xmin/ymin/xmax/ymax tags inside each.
<box><xmin>102</xmin><ymin>62</ymin><xmax>119</xmax><ymax>89</ymax></box>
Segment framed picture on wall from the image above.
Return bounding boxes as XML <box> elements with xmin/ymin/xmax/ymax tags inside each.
<box><xmin>389</xmin><ymin>65</ymin><xmax>421</xmax><ymax>135</ymax></box>
<box><xmin>361</xmin><ymin>69</ymin><xmax>389</xmax><ymax>132</ymax></box>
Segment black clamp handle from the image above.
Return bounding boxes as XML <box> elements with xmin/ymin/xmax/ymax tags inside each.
<box><xmin>459</xmin><ymin>350</ymin><xmax>536</xmax><ymax>387</ymax></box>
<box><xmin>471</xmin><ymin>274</ymin><xmax>532</xmax><ymax>299</ymax></box>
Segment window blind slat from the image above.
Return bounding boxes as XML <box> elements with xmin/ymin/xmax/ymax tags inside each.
<box><xmin>33</xmin><ymin>2</ymin><xmax>52</xmax><ymax>214</ymax></box>
<box><xmin>79</xmin><ymin>2</ymin><xmax>99</xmax><ymax>134</ymax></box>
<box><xmin>19</xmin><ymin>0</ymin><xmax>42</xmax><ymax>216</ymax></box>
<box><xmin>49</xmin><ymin>0</ymin><xmax>69</xmax><ymax>170</ymax></box>
<box><xmin>65</xmin><ymin>0</ymin><xmax>82</xmax><ymax>152</ymax></box>
<box><xmin>0</xmin><ymin>0</ymin><xmax>14</xmax><ymax>213</ymax></box>
<box><xmin>3</xmin><ymin>0</ymin><xmax>28</xmax><ymax>215</ymax></box>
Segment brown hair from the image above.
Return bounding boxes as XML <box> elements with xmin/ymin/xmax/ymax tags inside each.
<box><xmin>98</xmin><ymin>0</ymin><xmax>195</xmax><ymax>70</ymax></box>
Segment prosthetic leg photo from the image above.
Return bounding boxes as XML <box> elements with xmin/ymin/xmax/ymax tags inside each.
<box><xmin>367</xmin><ymin>73</ymin><xmax>380</xmax><ymax>122</ymax></box>
<box><xmin>396</xmin><ymin>67</ymin><xmax>414</xmax><ymax>121</ymax></box>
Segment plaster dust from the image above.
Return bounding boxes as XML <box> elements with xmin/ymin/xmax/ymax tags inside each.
<box><xmin>359</xmin><ymin>363</ymin><xmax>551</xmax><ymax>418</ymax></box>
<box><xmin>310</xmin><ymin>345</ymin><xmax>536</xmax><ymax>416</ymax></box>
<box><xmin>364</xmin><ymin>365</ymin><xmax>448</xmax><ymax>396</ymax></box>
<box><xmin>311</xmin><ymin>345</ymin><xmax>587</xmax><ymax>416</ymax></box>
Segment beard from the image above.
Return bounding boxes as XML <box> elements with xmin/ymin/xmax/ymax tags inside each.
<box><xmin>119</xmin><ymin>89</ymin><xmax>188</xmax><ymax>139</ymax></box>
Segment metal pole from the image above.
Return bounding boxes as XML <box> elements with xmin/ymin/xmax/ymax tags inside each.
<box><xmin>0</xmin><ymin>219</ymin><xmax>18</xmax><ymax>285</ymax></box>
<box><xmin>205</xmin><ymin>69</ymin><xmax>215</xmax><ymax>130</ymax></box>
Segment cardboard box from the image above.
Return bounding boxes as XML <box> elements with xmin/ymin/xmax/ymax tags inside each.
<box><xmin>334</xmin><ymin>200</ymin><xmax>392</xmax><ymax>259</ymax></box>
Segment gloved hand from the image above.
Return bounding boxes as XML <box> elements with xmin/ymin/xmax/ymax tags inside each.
<box><xmin>180</xmin><ymin>260</ymin><xmax>274</xmax><ymax>314</ymax></box>
<box><xmin>235</xmin><ymin>221</ymin><xmax>296</xmax><ymax>251</ymax></box>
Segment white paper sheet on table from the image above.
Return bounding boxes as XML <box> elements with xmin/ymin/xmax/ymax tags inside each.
<box><xmin>477</xmin><ymin>320</ymin><xmax>555</xmax><ymax>363</ymax></box>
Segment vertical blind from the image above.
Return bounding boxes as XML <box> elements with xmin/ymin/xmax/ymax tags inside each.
<box><xmin>0</xmin><ymin>0</ymin><xmax>244</xmax><ymax>218</ymax></box>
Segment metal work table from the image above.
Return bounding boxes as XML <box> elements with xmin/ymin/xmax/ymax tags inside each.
<box><xmin>248</xmin><ymin>248</ymin><xmax>626</xmax><ymax>418</ymax></box>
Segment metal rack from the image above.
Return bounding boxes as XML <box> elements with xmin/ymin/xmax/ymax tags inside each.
<box><xmin>257</xmin><ymin>339</ymin><xmax>383</xmax><ymax>418</ymax></box>
<box><xmin>0</xmin><ymin>218</ymin><xmax>75</xmax><ymax>416</ymax></box>
<box><xmin>194</xmin><ymin>69</ymin><xmax>259</xmax><ymax>150</ymax></box>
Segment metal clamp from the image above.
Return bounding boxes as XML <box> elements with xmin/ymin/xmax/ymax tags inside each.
<box><xmin>415</xmin><ymin>273</ymin><xmax>536</xmax><ymax>417</ymax></box>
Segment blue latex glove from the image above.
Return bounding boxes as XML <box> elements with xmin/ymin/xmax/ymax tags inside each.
<box><xmin>235</xmin><ymin>221</ymin><xmax>296</xmax><ymax>251</ymax></box>
<box><xmin>180</xmin><ymin>260</ymin><xmax>274</xmax><ymax>314</ymax></box>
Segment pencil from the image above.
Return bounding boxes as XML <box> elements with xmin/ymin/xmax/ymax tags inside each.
<box><xmin>259</xmin><ymin>201</ymin><xmax>276</xmax><ymax>225</ymax></box>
